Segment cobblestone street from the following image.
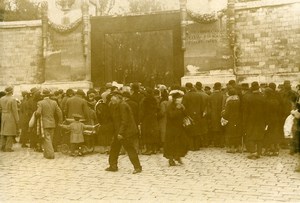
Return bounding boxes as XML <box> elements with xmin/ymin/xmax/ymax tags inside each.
<box><xmin>0</xmin><ymin>144</ymin><xmax>299</xmax><ymax>202</ymax></box>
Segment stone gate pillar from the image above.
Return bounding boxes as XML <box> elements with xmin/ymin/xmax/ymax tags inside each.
<box><xmin>42</xmin><ymin>0</ymin><xmax>92</xmax><ymax>90</ymax></box>
<box><xmin>181</xmin><ymin>0</ymin><xmax>236</xmax><ymax>86</ymax></box>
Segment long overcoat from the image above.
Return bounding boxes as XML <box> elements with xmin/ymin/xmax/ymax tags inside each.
<box><xmin>163</xmin><ymin>102</ymin><xmax>188</xmax><ymax>159</ymax></box>
<box><xmin>182</xmin><ymin>89</ymin><xmax>203</xmax><ymax>136</ymax></box>
<box><xmin>222</xmin><ymin>95</ymin><xmax>241</xmax><ymax>141</ymax></box>
<box><xmin>110</xmin><ymin>101</ymin><xmax>138</xmax><ymax>138</ymax></box>
<box><xmin>95</xmin><ymin>101</ymin><xmax>114</xmax><ymax>146</ymax></box>
<box><xmin>0</xmin><ymin>95</ymin><xmax>19</xmax><ymax>136</ymax></box>
<box><xmin>264</xmin><ymin>90</ymin><xmax>283</xmax><ymax>145</ymax></box>
<box><xmin>208</xmin><ymin>90</ymin><xmax>224</xmax><ymax>132</ymax></box>
<box><xmin>242</xmin><ymin>91</ymin><xmax>266</xmax><ymax>141</ymax></box>
<box><xmin>140</xmin><ymin>96</ymin><xmax>160</xmax><ymax>144</ymax></box>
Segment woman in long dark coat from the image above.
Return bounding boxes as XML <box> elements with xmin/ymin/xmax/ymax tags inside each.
<box><xmin>263</xmin><ymin>87</ymin><xmax>283</xmax><ymax>156</ymax></box>
<box><xmin>95</xmin><ymin>96</ymin><xmax>114</xmax><ymax>154</ymax></box>
<box><xmin>140</xmin><ymin>88</ymin><xmax>160</xmax><ymax>155</ymax></box>
<box><xmin>164</xmin><ymin>92</ymin><xmax>188</xmax><ymax>166</ymax></box>
<box><xmin>222</xmin><ymin>88</ymin><xmax>241</xmax><ymax>153</ymax></box>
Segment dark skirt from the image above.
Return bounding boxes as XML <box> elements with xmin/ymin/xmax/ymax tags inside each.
<box><xmin>96</xmin><ymin>123</ymin><xmax>114</xmax><ymax>146</ymax></box>
<box><xmin>163</xmin><ymin>123</ymin><xmax>188</xmax><ymax>159</ymax></box>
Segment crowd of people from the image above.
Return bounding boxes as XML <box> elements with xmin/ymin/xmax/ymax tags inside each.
<box><xmin>0</xmin><ymin>79</ymin><xmax>299</xmax><ymax>173</ymax></box>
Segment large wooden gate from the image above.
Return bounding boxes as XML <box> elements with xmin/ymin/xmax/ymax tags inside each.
<box><xmin>91</xmin><ymin>12</ymin><xmax>183</xmax><ymax>87</ymax></box>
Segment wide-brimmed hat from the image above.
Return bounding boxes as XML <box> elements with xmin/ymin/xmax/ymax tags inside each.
<box><xmin>213</xmin><ymin>82</ymin><xmax>222</xmax><ymax>90</ymax></box>
<box><xmin>4</xmin><ymin>86</ymin><xmax>13</xmax><ymax>94</ymax></box>
<box><xmin>41</xmin><ymin>89</ymin><xmax>51</xmax><ymax>96</ymax></box>
<box><xmin>30</xmin><ymin>87</ymin><xmax>39</xmax><ymax>94</ymax></box>
<box><xmin>251</xmin><ymin>81</ymin><xmax>259</xmax><ymax>91</ymax></box>
<box><xmin>241</xmin><ymin>83</ymin><xmax>249</xmax><ymax>90</ymax></box>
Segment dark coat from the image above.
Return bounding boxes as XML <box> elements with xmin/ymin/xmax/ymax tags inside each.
<box><xmin>140</xmin><ymin>96</ymin><xmax>160</xmax><ymax>144</ymax></box>
<box><xmin>182</xmin><ymin>89</ymin><xmax>203</xmax><ymax>136</ymax></box>
<box><xmin>264</xmin><ymin>90</ymin><xmax>283</xmax><ymax>145</ymax></box>
<box><xmin>36</xmin><ymin>98</ymin><xmax>63</xmax><ymax>129</ymax></box>
<box><xmin>223</xmin><ymin>95</ymin><xmax>241</xmax><ymax>142</ymax></box>
<box><xmin>110</xmin><ymin>101</ymin><xmax>138</xmax><ymax>138</ymax></box>
<box><xmin>125</xmin><ymin>99</ymin><xmax>139</xmax><ymax>126</ymax></box>
<box><xmin>208</xmin><ymin>90</ymin><xmax>224</xmax><ymax>132</ymax></box>
<box><xmin>95</xmin><ymin>101</ymin><xmax>114</xmax><ymax>146</ymax></box>
<box><xmin>65</xmin><ymin>95</ymin><xmax>90</xmax><ymax>122</ymax></box>
<box><xmin>0</xmin><ymin>95</ymin><xmax>19</xmax><ymax>136</ymax></box>
<box><xmin>197</xmin><ymin>90</ymin><xmax>209</xmax><ymax>135</ymax></box>
<box><xmin>242</xmin><ymin>91</ymin><xmax>267</xmax><ymax>141</ymax></box>
<box><xmin>164</xmin><ymin>102</ymin><xmax>188</xmax><ymax>159</ymax></box>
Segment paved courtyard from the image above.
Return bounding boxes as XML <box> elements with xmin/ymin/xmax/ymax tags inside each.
<box><xmin>0</xmin><ymin>144</ymin><xmax>299</xmax><ymax>202</ymax></box>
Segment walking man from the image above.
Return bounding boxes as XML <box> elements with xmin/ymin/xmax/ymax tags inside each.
<box><xmin>105</xmin><ymin>92</ymin><xmax>142</xmax><ymax>174</ymax></box>
<box><xmin>35</xmin><ymin>89</ymin><xmax>63</xmax><ymax>159</ymax></box>
<box><xmin>0</xmin><ymin>86</ymin><xmax>19</xmax><ymax>152</ymax></box>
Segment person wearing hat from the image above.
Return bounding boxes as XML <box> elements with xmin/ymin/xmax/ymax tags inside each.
<box><xmin>242</xmin><ymin>82</ymin><xmax>267</xmax><ymax>159</ymax></box>
<box><xmin>64</xmin><ymin>89</ymin><xmax>90</xmax><ymax>124</ymax></box>
<box><xmin>25</xmin><ymin>87</ymin><xmax>42</xmax><ymax>151</ymax></box>
<box><xmin>35</xmin><ymin>89</ymin><xmax>63</xmax><ymax>159</ymax></box>
<box><xmin>182</xmin><ymin>82</ymin><xmax>204</xmax><ymax>151</ymax></box>
<box><xmin>105</xmin><ymin>92</ymin><xmax>142</xmax><ymax>174</ymax></box>
<box><xmin>208</xmin><ymin>82</ymin><xmax>225</xmax><ymax>147</ymax></box>
<box><xmin>123</xmin><ymin>91</ymin><xmax>140</xmax><ymax>153</ymax></box>
<box><xmin>140</xmin><ymin>88</ymin><xmax>160</xmax><ymax>155</ymax></box>
<box><xmin>19</xmin><ymin>91</ymin><xmax>30</xmax><ymax>148</ymax></box>
<box><xmin>60</xmin><ymin>114</ymin><xmax>98</xmax><ymax>156</ymax></box>
<box><xmin>263</xmin><ymin>87</ymin><xmax>282</xmax><ymax>156</ymax></box>
<box><xmin>0</xmin><ymin>86</ymin><xmax>19</xmax><ymax>152</ymax></box>
<box><xmin>164</xmin><ymin>91</ymin><xmax>188</xmax><ymax>166</ymax></box>
<box><xmin>222</xmin><ymin>88</ymin><xmax>241</xmax><ymax>153</ymax></box>
<box><xmin>61</xmin><ymin>89</ymin><xmax>74</xmax><ymax>117</ymax></box>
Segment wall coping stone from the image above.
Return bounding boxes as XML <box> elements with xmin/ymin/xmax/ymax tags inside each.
<box><xmin>236</xmin><ymin>0</ymin><xmax>300</xmax><ymax>10</ymax></box>
<box><xmin>0</xmin><ymin>20</ymin><xmax>42</xmax><ymax>29</ymax></box>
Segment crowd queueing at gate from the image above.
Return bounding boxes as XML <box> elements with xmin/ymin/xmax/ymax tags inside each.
<box><xmin>0</xmin><ymin>80</ymin><xmax>299</xmax><ymax>174</ymax></box>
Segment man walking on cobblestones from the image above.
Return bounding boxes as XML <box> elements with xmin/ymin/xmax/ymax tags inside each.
<box><xmin>105</xmin><ymin>92</ymin><xmax>142</xmax><ymax>174</ymax></box>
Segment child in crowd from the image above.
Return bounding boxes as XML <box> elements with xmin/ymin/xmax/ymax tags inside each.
<box><xmin>60</xmin><ymin>114</ymin><xmax>99</xmax><ymax>156</ymax></box>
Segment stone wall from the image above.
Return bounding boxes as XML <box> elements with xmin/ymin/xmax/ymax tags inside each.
<box><xmin>0</xmin><ymin>20</ymin><xmax>43</xmax><ymax>86</ymax></box>
<box><xmin>235</xmin><ymin>0</ymin><xmax>300</xmax><ymax>85</ymax></box>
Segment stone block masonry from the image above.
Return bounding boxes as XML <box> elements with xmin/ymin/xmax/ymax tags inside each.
<box><xmin>235</xmin><ymin>0</ymin><xmax>300</xmax><ymax>85</ymax></box>
<box><xmin>0</xmin><ymin>20</ymin><xmax>43</xmax><ymax>86</ymax></box>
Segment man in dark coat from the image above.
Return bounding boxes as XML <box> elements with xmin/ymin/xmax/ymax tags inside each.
<box><xmin>195</xmin><ymin>82</ymin><xmax>209</xmax><ymax>147</ymax></box>
<box><xmin>123</xmin><ymin>91</ymin><xmax>140</xmax><ymax>152</ymax></box>
<box><xmin>35</xmin><ymin>89</ymin><xmax>63</xmax><ymax>159</ymax></box>
<box><xmin>242</xmin><ymin>82</ymin><xmax>267</xmax><ymax>159</ymax></box>
<box><xmin>64</xmin><ymin>89</ymin><xmax>90</xmax><ymax>124</ymax></box>
<box><xmin>0</xmin><ymin>87</ymin><xmax>19</xmax><ymax>152</ymax></box>
<box><xmin>263</xmin><ymin>87</ymin><xmax>282</xmax><ymax>156</ymax></box>
<box><xmin>208</xmin><ymin>82</ymin><xmax>224</xmax><ymax>147</ymax></box>
<box><xmin>19</xmin><ymin>91</ymin><xmax>30</xmax><ymax>148</ymax></box>
<box><xmin>182</xmin><ymin>82</ymin><xmax>204</xmax><ymax>151</ymax></box>
<box><xmin>105</xmin><ymin>92</ymin><xmax>142</xmax><ymax>174</ymax></box>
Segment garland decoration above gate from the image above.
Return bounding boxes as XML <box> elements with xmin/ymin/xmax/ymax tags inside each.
<box><xmin>48</xmin><ymin>17</ymin><xmax>82</xmax><ymax>33</ymax></box>
<box><xmin>187</xmin><ymin>8</ymin><xmax>226</xmax><ymax>24</ymax></box>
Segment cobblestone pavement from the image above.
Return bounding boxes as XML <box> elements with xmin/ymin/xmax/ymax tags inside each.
<box><xmin>0</xmin><ymin>144</ymin><xmax>299</xmax><ymax>202</ymax></box>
